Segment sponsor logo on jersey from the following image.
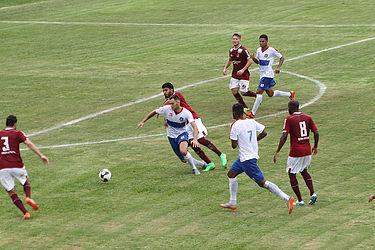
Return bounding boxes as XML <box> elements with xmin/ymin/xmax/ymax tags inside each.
<box><xmin>264</xmin><ymin>54</ymin><xmax>268</xmax><ymax>58</ymax></box>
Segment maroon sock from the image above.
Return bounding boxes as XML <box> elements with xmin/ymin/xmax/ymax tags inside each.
<box><xmin>301</xmin><ymin>170</ymin><xmax>315</xmax><ymax>195</ymax></box>
<box><xmin>193</xmin><ymin>146</ymin><xmax>211</xmax><ymax>164</ymax></box>
<box><xmin>23</xmin><ymin>182</ymin><xmax>31</xmax><ymax>198</ymax></box>
<box><xmin>233</xmin><ymin>93</ymin><xmax>248</xmax><ymax>108</ymax></box>
<box><xmin>198</xmin><ymin>138</ymin><xmax>222</xmax><ymax>156</ymax></box>
<box><xmin>242</xmin><ymin>90</ymin><xmax>256</xmax><ymax>97</ymax></box>
<box><xmin>289</xmin><ymin>174</ymin><xmax>302</xmax><ymax>201</ymax></box>
<box><xmin>11</xmin><ymin>194</ymin><xmax>28</xmax><ymax>214</ymax></box>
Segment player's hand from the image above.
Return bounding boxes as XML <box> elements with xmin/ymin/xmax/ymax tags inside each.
<box><xmin>137</xmin><ymin>121</ymin><xmax>145</xmax><ymax>128</ymax></box>
<box><xmin>312</xmin><ymin>147</ymin><xmax>318</xmax><ymax>155</ymax></box>
<box><xmin>237</xmin><ymin>69</ymin><xmax>244</xmax><ymax>76</ymax></box>
<box><xmin>369</xmin><ymin>194</ymin><xmax>375</xmax><ymax>202</ymax></box>
<box><xmin>250</xmin><ymin>53</ymin><xmax>255</xmax><ymax>59</ymax></box>
<box><xmin>223</xmin><ymin>68</ymin><xmax>227</xmax><ymax>75</ymax></box>
<box><xmin>41</xmin><ymin>155</ymin><xmax>49</xmax><ymax>165</ymax></box>
<box><xmin>191</xmin><ymin>139</ymin><xmax>199</xmax><ymax>148</ymax></box>
<box><xmin>164</xmin><ymin>121</ymin><xmax>168</xmax><ymax>128</ymax></box>
<box><xmin>275</xmin><ymin>67</ymin><xmax>281</xmax><ymax>74</ymax></box>
<box><xmin>273</xmin><ymin>152</ymin><xmax>279</xmax><ymax>163</ymax></box>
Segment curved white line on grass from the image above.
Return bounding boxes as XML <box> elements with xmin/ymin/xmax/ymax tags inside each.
<box><xmin>0</xmin><ymin>1</ymin><xmax>52</xmax><ymax>11</ymax></box>
<box><xmin>23</xmin><ymin>71</ymin><xmax>326</xmax><ymax>150</ymax></box>
<box><xmin>27</xmin><ymin>36</ymin><xmax>375</xmax><ymax>137</ymax></box>
<box><xmin>0</xmin><ymin>21</ymin><xmax>375</xmax><ymax>28</ymax></box>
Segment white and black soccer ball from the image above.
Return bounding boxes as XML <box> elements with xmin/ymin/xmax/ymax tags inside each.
<box><xmin>99</xmin><ymin>169</ymin><xmax>111</xmax><ymax>182</ymax></box>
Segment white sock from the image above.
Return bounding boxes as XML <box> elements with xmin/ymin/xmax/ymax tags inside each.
<box><xmin>185</xmin><ymin>152</ymin><xmax>197</xmax><ymax>170</ymax></box>
<box><xmin>191</xmin><ymin>157</ymin><xmax>206</xmax><ymax>167</ymax></box>
<box><xmin>252</xmin><ymin>94</ymin><xmax>263</xmax><ymax>115</ymax></box>
<box><xmin>229</xmin><ymin>178</ymin><xmax>238</xmax><ymax>204</ymax></box>
<box><xmin>273</xmin><ymin>90</ymin><xmax>290</xmax><ymax>97</ymax></box>
<box><xmin>263</xmin><ymin>180</ymin><xmax>289</xmax><ymax>201</ymax></box>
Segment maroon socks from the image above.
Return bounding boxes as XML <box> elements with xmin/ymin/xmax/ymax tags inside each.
<box><xmin>198</xmin><ymin>138</ymin><xmax>222</xmax><ymax>156</ymax></box>
<box><xmin>11</xmin><ymin>194</ymin><xmax>27</xmax><ymax>214</ymax></box>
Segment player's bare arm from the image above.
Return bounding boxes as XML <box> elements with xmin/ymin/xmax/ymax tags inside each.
<box><xmin>231</xmin><ymin>139</ymin><xmax>238</xmax><ymax>149</ymax></box>
<box><xmin>369</xmin><ymin>194</ymin><xmax>375</xmax><ymax>202</ymax></box>
<box><xmin>275</xmin><ymin>56</ymin><xmax>284</xmax><ymax>74</ymax></box>
<box><xmin>250</xmin><ymin>53</ymin><xmax>259</xmax><ymax>64</ymax></box>
<box><xmin>257</xmin><ymin>130</ymin><xmax>267</xmax><ymax>141</ymax></box>
<box><xmin>223</xmin><ymin>57</ymin><xmax>232</xmax><ymax>75</ymax></box>
<box><xmin>312</xmin><ymin>130</ymin><xmax>319</xmax><ymax>155</ymax></box>
<box><xmin>274</xmin><ymin>132</ymin><xmax>288</xmax><ymax>163</ymax></box>
<box><xmin>237</xmin><ymin>57</ymin><xmax>253</xmax><ymax>76</ymax></box>
<box><xmin>137</xmin><ymin>110</ymin><xmax>157</xmax><ymax>128</ymax></box>
<box><xmin>24</xmin><ymin>139</ymin><xmax>49</xmax><ymax>165</ymax></box>
<box><xmin>190</xmin><ymin>121</ymin><xmax>199</xmax><ymax>148</ymax></box>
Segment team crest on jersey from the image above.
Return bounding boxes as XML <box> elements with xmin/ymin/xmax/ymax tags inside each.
<box><xmin>242</xmin><ymin>85</ymin><xmax>246</xmax><ymax>88</ymax></box>
<box><xmin>260</xmin><ymin>84</ymin><xmax>264</xmax><ymax>87</ymax></box>
<box><xmin>179</xmin><ymin>117</ymin><xmax>184</xmax><ymax>121</ymax></box>
<box><xmin>264</xmin><ymin>54</ymin><xmax>268</xmax><ymax>58</ymax></box>
<box><xmin>238</xmin><ymin>48</ymin><xmax>243</xmax><ymax>53</ymax></box>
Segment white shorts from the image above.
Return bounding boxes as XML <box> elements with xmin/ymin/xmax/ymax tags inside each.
<box><xmin>187</xmin><ymin>118</ymin><xmax>207</xmax><ymax>140</ymax></box>
<box><xmin>229</xmin><ymin>77</ymin><xmax>249</xmax><ymax>92</ymax></box>
<box><xmin>0</xmin><ymin>167</ymin><xmax>28</xmax><ymax>192</ymax></box>
<box><xmin>286</xmin><ymin>155</ymin><xmax>311</xmax><ymax>174</ymax></box>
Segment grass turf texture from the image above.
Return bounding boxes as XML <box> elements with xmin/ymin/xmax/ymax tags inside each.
<box><xmin>0</xmin><ymin>0</ymin><xmax>375</xmax><ymax>248</ymax></box>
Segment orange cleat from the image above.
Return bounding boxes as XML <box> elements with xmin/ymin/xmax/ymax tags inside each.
<box><xmin>25</xmin><ymin>197</ymin><xmax>39</xmax><ymax>211</ymax></box>
<box><xmin>289</xmin><ymin>91</ymin><xmax>295</xmax><ymax>100</ymax></box>
<box><xmin>287</xmin><ymin>196</ymin><xmax>294</xmax><ymax>214</ymax></box>
<box><xmin>220</xmin><ymin>202</ymin><xmax>237</xmax><ymax>210</ymax></box>
<box><xmin>24</xmin><ymin>212</ymin><xmax>31</xmax><ymax>220</ymax></box>
<box><xmin>244</xmin><ymin>108</ymin><xmax>255</xmax><ymax>118</ymax></box>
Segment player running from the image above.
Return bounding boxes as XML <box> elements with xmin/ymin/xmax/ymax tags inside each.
<box><xmin>0</xmin><ymin>115</ymin><xmax>49</xmax><ymax>219</ymax></box>
<box><xmin>246</xmin><ymin>34</ymin><xmax>294</xmax><ymax>118</ymax></box>
<box><xmin>161</xmin><ymin>82</ymin><xmax>227</xmax><ymax>171</ymax></box>
<box><xmin>274</xmin><ymin>100</ymin><xmax>319</xmax><ymax>206</ymax></box>
<box><xmin>220</xmin><ymin>103</ymin><xmax>294</xmax><ymax>214</ymax></box>
<box><xmin>223</xmin><ymin>33</ymin><xmax>256</xmax><ymax>109</ymax></box>
<box><xmin>137</xmin><ymin>95</ymin><xmax>204</xmax><ymax>175</ymax></box>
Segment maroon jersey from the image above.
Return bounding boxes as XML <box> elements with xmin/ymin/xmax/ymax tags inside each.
<box><xmin>229</xmin><ymin>45</ymin><xmax>250</xmax><ymax>80</ymax></box>
<box><xmin>283</xmin><ymin>112</ymin><xmax>318</xmax><ymax>157</ymax></box>
<box><xmin>162</xmin><ymin>91</ymin><xmax>200</xmax><ymax>119</ymax></box>
<box><xmin>0</xmin><ymin>128</ymin><xmax>27</xmax><ymax>169</ymax></box>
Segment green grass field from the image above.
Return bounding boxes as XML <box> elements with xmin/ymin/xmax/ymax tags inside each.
<box><xmin>0</xmin><ymin>0</ymin><xmax>375</xmax><ymax>249</ymax></box>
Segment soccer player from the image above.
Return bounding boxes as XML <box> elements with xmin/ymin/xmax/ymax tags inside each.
<box><xmin>246</xmin><ymin>34</ymin><xmax>294</xmax><ymax>118</ymax></box>
<box><xmin>0</xmin><ymin>115</ymin><xmax>50</xmax><ymax>219</ymax></box>
<box><xmin>223</xmin><ymin>33</ymin><xmax>256</xmax><ymax>109</ymax></box>
<box><xmin>161</xmin><ymin>82</ymin><xmax>227</xmax><ymax>171</ymax></box>
<box><xmin>274</xmin><ymin>100</ymin><xmax>318</xmax><ymax>206</ymax></box>
<box><xmin>220</xmin><ymin>103</ymin><xmax>295</xmax><ymax>214</ymax></box>
<box><xmin>137</xmin><ymin>95</ymin><xmax>203</xmax><ymax>175</ymax></box>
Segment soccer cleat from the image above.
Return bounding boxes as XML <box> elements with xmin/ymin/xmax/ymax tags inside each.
<box><xmin>203</xmin><ymin>162</ymin><xmax>215</xmax><ymax>172</ymax></box>
<box><xmin>193</xmin><ymin>168</ymin><xmax>201</xmax><ymax>175</ymax></box>
<box><xmin>287</xmin><ymin>196</ymin><xmax>294</xmax><ymax>214</ymax></box>
<box><xmin>289</xmin><ymin>91</ymin><xmax>295</xmax><ymax>100</ymax></box>
<box><xmin>243</xmin><ymin>108</ymin><xmax>255</xmax><ymax>118</ymax></box>
<box><xmin>220</xmin><ymin>202</ymin><xmax>237</xmax><ymax>210</ymax></box>
<box><xmin>25</xmin><ymin>197</ymin><xmax>39</xmax><ymax>211</ymax></box>
<box><xmin>219</xmin><ymin>153</ymin><xmax>227</xmax><ymax>168</ymax></box>
<box><xmin>24</xmin><ymin>212</ymin><xmax>31</xmax><ymax>220</ymax></box>
<box><xmin>293</xmin><ymin>200</ymin><xmax>305</xmax><ymax>206</ymax></box>
<box><xmin>309</xmin><ymin>193</ymin><xmax>317</xmax><ymax>205</ymax></box>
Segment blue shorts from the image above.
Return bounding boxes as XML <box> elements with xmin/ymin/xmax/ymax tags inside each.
<box><xmin>230</xmin><ymin>158</ymin><xmax>264</xmax><ymax>183</ymax></box>
<box><xmin>258</xmin><ymin>77</ymin><xmax>276</xmax><ymax>90</ymax></box>
<box><xmin>168</xmin><ymin>132</ymin><xmax>190</xmax><ymax>161</ymax></box>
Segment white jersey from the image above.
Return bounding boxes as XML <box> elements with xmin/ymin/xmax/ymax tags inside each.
<box><xmin>230</xmin><ymin>118</ymin><xmax>265</xmax><ymax>162</ymax></box>
<box><xmin>256</xmin><ymin>46</ymin><xmax>282</xmax><ymax>79</ymax></box>
<box><xmin>155</xmin><ymin>105</ymin><xmax>194</xmax><ymax>138</ymax></box>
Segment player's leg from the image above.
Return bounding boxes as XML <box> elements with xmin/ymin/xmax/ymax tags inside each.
<box><xmin>239</xmin><ymin>80</ymin><xmax>256</xmax><ymax>97</ymax></box>
<box><xmin>186</xmin><ymin>123</ymin><xmax>212</xmax><ymax>170</ymax></box>
<box><xmin>289</xmin><ymin>172</ymin><xmax>304</xmax><ymax>205</ymax></box>
<box><xmin>230</xmin><ymin>78</ymin><xmax>248</xmax><ymax>108</ymax></box>
<box><xmin>220</xmin><ymin>159</ymin><xmax>242</xmax><ymax>210</ymax></box>
<box><xmin>267</xmin><ymin>83</ymin><xmax>294</xmax><ymax>99</ymax></box>
<box><xmin>300</xmin><ymin>155</ymin><xmax>317</xmax><ymax>204</ymax></box>
<box><xmin>14</xmin><ymin>168</ymin><xmax>40</xmax><ymax>211</ymax></box>
<box><xmin>8</xmin><ymin>189</ymin><xmax>30</xmax><ymax>219</ymax></box>
<box><xmin>178</xmin><ymin>134</ymin><xmax>200</xmax><ymax>175</ymax></box>
<box><xmin>168</xmin><ymin>137</ymin><xmax>187</xmax><ymax>163</ymax></box>
<box><xmin>287</xmin><ymin>156</ymin><xmax>304</xmax><ymax>205</ymax></box>
<box><xmin>249</xmin><ymin>78</ymin><xmax>269</xmax><ymax>117</ymax></box>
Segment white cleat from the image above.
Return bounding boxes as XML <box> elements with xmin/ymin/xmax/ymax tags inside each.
<box><xmin>293</xmin><ymin>200</ymin><xmax>305</xmax><ymax>206</ymax></box>
<box><xmin>193</xmin><ymin>169</ymin><xmax>200</xmax><ymax>175</ymax></box>
<box><xmin>309</xmin><ymin>193</ymin><xmax>318</xmax><ymax>205</ymax></box>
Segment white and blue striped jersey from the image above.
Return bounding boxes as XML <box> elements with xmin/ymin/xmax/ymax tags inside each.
<box><xmin>155</xmin><ymin>105</ymin><xmax>194</xmax><ymax>138</ymax></box>
<box><xmin>256</xmin><ymin>46</ymin><xmax>282</xmax><ymax>79</ymax></box>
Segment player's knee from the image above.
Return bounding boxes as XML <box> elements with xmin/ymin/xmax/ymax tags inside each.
<box><xmin>258</xmin><ymin>179</ymin><xmax>266</xmax><ymax>187</ymax></box>
<box><xmin>8</xmin><ymin>189</ymin><xmax>16</xmax><ymax>196</ymax></box>
<box><xmin>267</xmin><ymin>91</ymin><xmax>273</xmax><ymax>97</ymax></box>
<box><xmin>227</xmin><ymin>170</ymin><xmax>236</xmax><ymax>178</ymax></box>
<box><xmin>180</xmin><ymin>149</ymin><xmax>188</xmax><ymax>156</ymax></box>
<box><xmin>231</xmin><ymin>89</ymin><xmax>239</xmax><ymax>95</ymax></box>
<box><xmin>181</xmin><ymin>159</ymin><xmax>187</xmax><ymax>163</ymax></box>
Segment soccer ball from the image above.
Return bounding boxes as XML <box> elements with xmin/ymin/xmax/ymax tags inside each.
<box><xmin>99</xmin><ymin>169</ymin><xmax>111</xmax><ymax>182</ymax></box>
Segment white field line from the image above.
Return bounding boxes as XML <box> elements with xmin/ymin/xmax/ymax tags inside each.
<box><xmin>23</xmin><ymin>70</ymin><xmax>325</xmax><ymax>151</ymax></box>
<box><xmin>0</xmin><ymin>1</ymin><xmax>52</xmax><ymax>11</ymax></box>
<box><xmin>0</xmin><ymin>20</ymin><xmax>375</xmax><ymax>28</ymax></box>
<box><xmin>27</xmin><ymin>36</ymin><xmax>375</xmax><ymax>137</ymax></box>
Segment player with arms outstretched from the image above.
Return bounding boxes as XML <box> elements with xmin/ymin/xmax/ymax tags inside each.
<box><xmin>137</xmin><ymin>95</ymin><xmax>204</xmax><ymax>175</ymax></box>
<box><xmin>0</xmin><ymin>115</ymin><xmax>49</xmax><ymax>219</ymax></box>
<box><xmin>274</xmin><ymin>100</ymin><xmax>318</xmax><ymax>205</ymax></box>
<box><xmin>223</xmin><ymin>33</ymin><xmax>256</xmax><ymax>110</ymax></box>
<box><xmin>161</xmin><ymin>82</ymin><xmax>227</xmax><ymax>171</ymax></box>
<box><xmin>246</xmin><ymin>34</ymin><xmax>294</xmax><ymax>118</ymax></box>
<box><xmin>220</xmin><ymin>104</ymin><xmax>294</xmax><ymax>214</ymax></box>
